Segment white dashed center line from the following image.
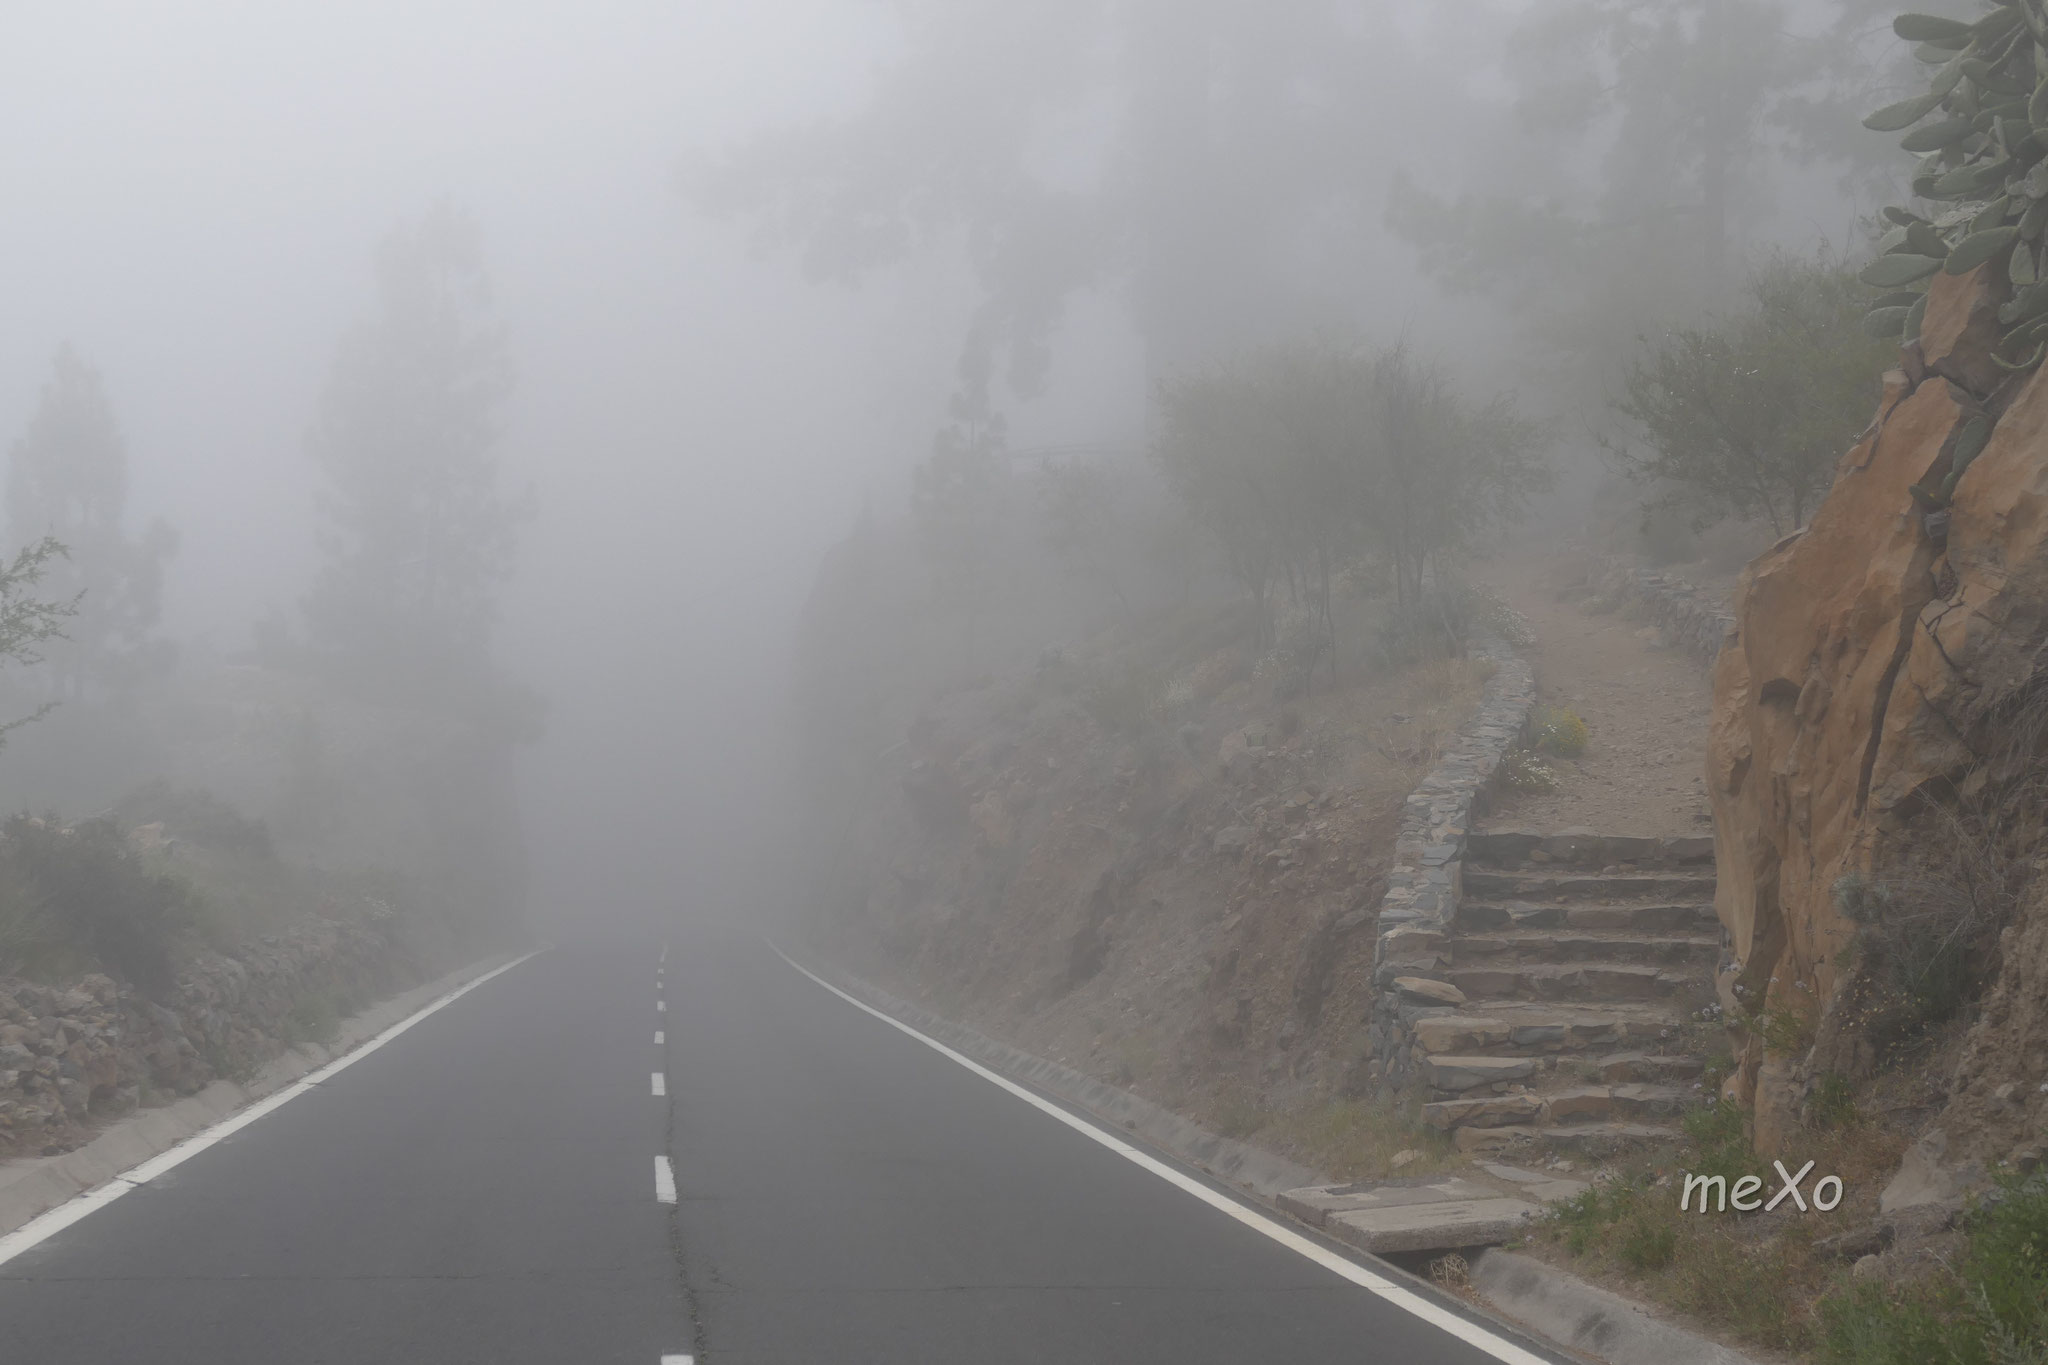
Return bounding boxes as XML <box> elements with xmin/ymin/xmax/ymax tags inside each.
<box><xmin>655</xmin><ymin>1030</ymin><xmax>664</xmax><ymax>1045</ymax></box>
<box><xmin>655</xmin><ymin>1155</ymin><xmax>676</xmax><ymax>1204</ymax></box>
<box><xmin>660</xmin><ymin>1355</ymin><xmax>692</xmax><ymax>1364</ymax></box>
<box><xmin>651</xmin><ymin>1072</ymin><xmax>666</xmax><ymax>1097</ymax></box>
<box><xmin>657</xmin><ymin>1000</ymin><xmax>665</xmax><ymax>1012</ymax></box>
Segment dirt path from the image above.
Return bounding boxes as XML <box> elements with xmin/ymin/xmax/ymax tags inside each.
<box><xmin>1475</xmin><ymin>552</ymin><xmax>1714</xmax><ymax>837</ymax></box>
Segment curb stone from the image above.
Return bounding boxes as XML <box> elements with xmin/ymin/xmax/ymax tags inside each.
<box><xmin>1471</xmin><ymin>1248</ymin><xmax>1766</xmax><ymax>1365</ymax></box>
<box><xmin>0</xmin><ymin>948</ymin><xmax>527</xmax><ymax>1239</ymax></box>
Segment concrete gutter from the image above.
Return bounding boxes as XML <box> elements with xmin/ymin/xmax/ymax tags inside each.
<box><xmin>0</xmin><ymin>949</ymin><xmax>526</xmax><ymax>1239</ymax></box>
<box><xmin>1471</xmin><ymin>1248</ymin><xmax>1766</xmax><ymax>1365</ymax></box>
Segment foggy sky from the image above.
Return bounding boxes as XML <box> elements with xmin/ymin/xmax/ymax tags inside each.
<box><xmin>0</xmin><ymin>0</ymin><xmax>1891</xmax><ymax>926</ymax></box>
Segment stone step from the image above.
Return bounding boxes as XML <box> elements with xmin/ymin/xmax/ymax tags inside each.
<box><xmin>1411</xmin><ymin>1004</ymin><xmax>1691</xmax><ymax>1057</ymax></box>
<box><xmin>1467</xmin><ymin>829</ymin><xmax>1714</xmax><ymax>871</ymax></box>
<box><xmin>1594</xmin><ymin>1050</ymin><xmax>1705</xmax><ymax>1083</ymax></box>
<box><xmin>1462</xmin><ymin>868</ymin><xmax>1718</xmax><ymax>904</ymax></box>
<box><xmin>1449</xmin><ymin>929</ymin><xmax>1719</xmax><ymax>967</ymax></box>
<box><xmin>1451</xmin><ymin>1121</ymin><xmax>1684</xmax><ymax>1154</ymax></box>
<box><xmin>1443</xmin><ymin>960</ymin><xmax>1705</xmax><ymax>1004</ymax></box>
<box><xmin>1423</xmin><ymin>1081</ymin><xmax>1690</xmax><ymax>1130</ymax></box>
<box><xmin>1536</xmin><ymin>1082</ymin><xmax>1689</xmax><ymax>1124</ymax></box>
<box><xmin>1456</xmin><ymin>900</ymin><xmax>1718</xmax><ymax>934</ymax></box>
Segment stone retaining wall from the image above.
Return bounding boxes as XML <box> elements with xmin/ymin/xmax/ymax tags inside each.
<box><xmin>0</xmin><ymin>910</ymin><xmax>429</xmax><ymax>1156</ymax></box>
<box><xmin>1367</xmin><ymin>630</ymin><xmax>1537</xmax><ymax>1085</ymax></box>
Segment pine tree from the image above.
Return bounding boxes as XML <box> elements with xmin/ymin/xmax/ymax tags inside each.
<box><xmin>5</xmin><ymin>346</ymin><xmax>175</xmax><ymax>698</ymax></box>
<box><xmin>303</xmin><ymin>205</ymin><xmax>525</xmax><ymax>701</ymax></box>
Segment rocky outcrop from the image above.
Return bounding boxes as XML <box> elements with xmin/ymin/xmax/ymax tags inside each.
<box><xmin>0</xmin><ymin>909</ymin><xmax>417</xmax><ymax>1155</ymax></box>
<box><xmin>1709</xmin><ymin>263</ymin><xmax>2048</xmax><ymax>1154</ymax></box>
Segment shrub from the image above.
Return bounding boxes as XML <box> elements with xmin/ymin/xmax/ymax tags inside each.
<box><xmin>1834</xmin><ymin>868</ymin><xmax>1993</xmax><ymax>1047</ymax></box>
<box><xmin>0</xmin><ymin>815</ymin><xmax>195</xmax><ymax>995</ymax></box>
<box><xmin>1531</xmin><ymin>705</ymin><xmax>1588</xmax><ymax>758</ymax></box>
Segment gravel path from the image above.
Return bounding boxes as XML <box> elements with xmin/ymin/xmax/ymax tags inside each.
<box><xmin>1476</xmin><ymin>554</ymin><xmax>1715</xmax><ymax>837</ymax></box>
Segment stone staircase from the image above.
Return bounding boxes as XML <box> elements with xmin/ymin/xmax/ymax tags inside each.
<box><xmin>1384</xmin><ymin>829</ymin><xmax>1720</xmax><ymax>1154</ymax></box>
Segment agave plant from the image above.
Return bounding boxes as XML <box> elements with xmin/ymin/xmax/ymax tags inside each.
<box><xmin>1864</xmin><ymin>5</ymin><xmax>2048</xmax><ymax>371</ymax></box>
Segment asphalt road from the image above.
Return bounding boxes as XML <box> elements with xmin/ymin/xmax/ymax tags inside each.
<box><xmin>0</xmin><ymin>930</ymin><xmax>1552</xmax><ymax>1364</ymax></box>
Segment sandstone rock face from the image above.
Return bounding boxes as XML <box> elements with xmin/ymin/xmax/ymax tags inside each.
<box><xmin>1710</xmin><ymin>265</ymin><xmax>2048</xmax><ymax>1152</ymax></box>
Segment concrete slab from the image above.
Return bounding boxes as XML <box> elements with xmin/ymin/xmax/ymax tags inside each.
<box><xmin>1326</xmin><ymin>1196</ymin><xmax>1541</xmax><ymax>1254</ymax></box>
<box><xmin>1276</xmin><ymin>1178</ymin><xmax>1498</xmax><ymax>1227</ymax></box>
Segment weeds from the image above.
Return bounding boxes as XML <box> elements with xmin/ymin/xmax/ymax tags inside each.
<box><xmin>1809</xmin><ymin>1072</ymin><xmax>1860</xmax><ymax>1131</ymax></box>
<box><xmin>1818</xmin><ymin>1171</ymin><xmax>2048</xmax><ymax>1364</ymax></box>
<box><xmin>1252</xmin><ymin>1094</ymin><xmax>1454</xmax><ymax>1180</ymax></box>
<box><xmin>1498</xmin><ymin>748</ymin><xmax>1560</xmax><ymax>792</ymax></box>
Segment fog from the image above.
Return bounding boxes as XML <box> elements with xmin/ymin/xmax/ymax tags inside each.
<box><xmin>0</xmin><ymin>0</ymin><xmax>1905</xmax><ymax>941</ymax></box>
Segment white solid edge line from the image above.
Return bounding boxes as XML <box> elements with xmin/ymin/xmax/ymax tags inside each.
<box><xmin>655</xmin><ymin>1155</ymin><xmax>677</xmax><ymax>1204</ymax></box>
<box><xmin>771</xmin><ymin>945</ymin><xmax>1550</xmax><ymax>1365</ymax></box>
<box><xmin>0</xmin><ymin>948</ymin><xmax>546</xmax><ymax>1268</ymax></box>
<box><xmin>652</xmin><ymin>1072</ymin><xmax>666</xmax><ymax>1097</ymax></box>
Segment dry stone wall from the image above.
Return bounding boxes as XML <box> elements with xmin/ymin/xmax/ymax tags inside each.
<box><xmin>1368</xmin><ymin>631</ymin><xmax>1537</xmax><ymax>1083</ymax></box>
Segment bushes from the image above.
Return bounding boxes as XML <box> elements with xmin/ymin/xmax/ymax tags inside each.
<box><xmin>0</xmin><ymin>815</ymin><xmax>194</xmax><ymax>994</ymax></box>
<box><xmin>1819</xmin><ymin>1172</ymin><xmax>2048</xmax><ymax>1365</ymax></box>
